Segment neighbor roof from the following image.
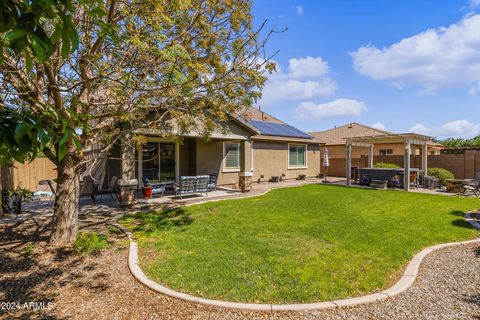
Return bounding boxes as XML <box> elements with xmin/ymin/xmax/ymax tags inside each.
<box><xmin>309</xmin><ymin>122</ymin><xmax>392</xmax><ymax>145</ymax></box>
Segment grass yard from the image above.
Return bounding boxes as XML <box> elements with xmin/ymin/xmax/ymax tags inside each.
<box><xmin>120</xmin><ymin>185</ymin><xmax>480</xmax><ymax>304</ymax></box>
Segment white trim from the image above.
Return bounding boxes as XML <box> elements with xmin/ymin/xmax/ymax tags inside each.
<box><xmin>287</xmin><ymin>143</ymin><xmax>308</xmax><ymax>170</ymax></box>
<box><xmin>250</xmin><ymin>141</ymin><xmax>254</xmax><ymax>172</ymax></box>
<box><xmin>223</xmin><ymin>142</ymin><xmax>241</xmax><ymax>173</ymax></box>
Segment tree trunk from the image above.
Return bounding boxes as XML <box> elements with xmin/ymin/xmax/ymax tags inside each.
<box><xmin>49</xmin><ymin>156</ymin><xmax>80</xmax><ymax>246</ymax></box>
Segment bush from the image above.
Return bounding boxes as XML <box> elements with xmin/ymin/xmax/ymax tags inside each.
<box><xmin>427</xmin><ymin>168</ymin><xmax>454</xmax><ymax>185</ymax></box>
<box><xmin>373</xmin><ymin>162</ymin><xmax>401</xmax><ymax>169</ymax></box>
<box><xmin>74</xmin><ymin>232</ymin><xmax>110</xmax><ymax>255</ymax></box>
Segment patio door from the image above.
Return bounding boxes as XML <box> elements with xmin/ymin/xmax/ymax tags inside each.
<box><xmin>159</xmin><ymin>143</ymin><xmax>175</xmax><ymax>182</ymax></box>
<box><xmin>141</xmin><ymin>142</ymin><xmax>176</xmax><ymax>183</ymax></box>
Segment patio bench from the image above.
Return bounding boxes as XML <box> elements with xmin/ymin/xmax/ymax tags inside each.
<box><xmin>175</xmin><ymin>175</ymin><xmax>210</xmax><ymax>198</ymax></box>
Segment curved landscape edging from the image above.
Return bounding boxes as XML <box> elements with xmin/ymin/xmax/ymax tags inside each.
<box><xmin>114</xmin><ymin>193</ymin><xmax>480</xmax><ymax>312</ymax></box>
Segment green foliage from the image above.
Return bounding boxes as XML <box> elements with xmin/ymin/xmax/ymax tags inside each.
<box><xmin>373</xmin><ymin>162</ymin><xmax>401</xmax><ymax>169</ymax></box>
<box><xmin>22</xmin><ymin>243</ymin><xmax>35</xmax><ymax>256</ymax></box>
<box><xmin>0</xmin><ymin>107</ymin><xmax>82</xmax><ymax>164</ymax></box>
<box><xmin>427</xmin><ymin>168</ymin><xmax>454</xmax><ymax>185</ymax></box>
<box><xmin>3</xmin><ymin>185</ymin><xmax>33</xmax><ymax>198</ymax></box>
<box><xmin>74</xmin><ymin>232</ymin><xmax>110</xmax><ymax>254</ymax></box>
<box><xmin>122</xmin><ymin>185</ymin><xmax>479</xmax><ymax>303</ymax></box>
<box><xmin>437</xmin><ymin>136</ymin><xmax>480</xmax><ymax>154</ymax></box>
<box><xmin>0</xmin><ymin>0</ymin><xmax>78</xmax><ymax>64</ymax></box>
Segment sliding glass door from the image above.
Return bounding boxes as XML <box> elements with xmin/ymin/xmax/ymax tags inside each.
<box><xmin>141</xmin><ymin>142</ymin><xmax>176</xmax><ymax>183</ymax></box>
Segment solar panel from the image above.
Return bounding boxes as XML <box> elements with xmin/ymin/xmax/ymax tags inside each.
<box><xmin>249</xmin><ymin>120</ymin><xmax>312</xmax><ymax>139</ymax></box>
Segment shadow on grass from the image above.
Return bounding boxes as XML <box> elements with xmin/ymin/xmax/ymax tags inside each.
<box><xmin>450</xmin><ymin>210</ymin><xmax>466</xmax><ymax>217</ymax></box>
<box><xmin>121</xmin><ymin>208</ymin><xmax>193</xmax><ymax>235</ymax></box>
<box><xmin>451</xmin><ymin>218</ymin><xmax>475</xmax><ymax>229</ymax></box>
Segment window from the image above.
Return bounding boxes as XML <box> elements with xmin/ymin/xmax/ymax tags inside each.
<box><xmin>288</xmin><ymin>144</ymin><xmax>306</xmax><ymax>168</ymax></box>
<box><xmin>224</xmin><ymin>142</ymin><xmax>240</xmax><ymax>171</ymax></box>
<box><xmin>379</xmin><ymin>149</ymin><xmax>393</xmax><ymax>155</ymax></box>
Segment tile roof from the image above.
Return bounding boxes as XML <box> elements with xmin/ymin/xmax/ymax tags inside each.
<box><xmin>309</xmin><ymin>123</ymin><xmax>392</xmax><ymax>145</ymax></box>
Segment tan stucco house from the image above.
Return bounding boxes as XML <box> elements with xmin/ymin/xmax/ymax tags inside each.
<box><xmin>309</xmin><ymin>122</ymin><xmax>441</xmax><ymax>158</ymax></box>
<box><xmin>107</xmin><ymin>107</ymin><xmax>322</xmax><ymax>190</ymax></box>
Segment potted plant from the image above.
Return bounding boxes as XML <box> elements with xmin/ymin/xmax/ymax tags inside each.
<box><xmin>1</xmin><ymin>186</ymin><xmax>33</xmax><ymax>215</ymax></box>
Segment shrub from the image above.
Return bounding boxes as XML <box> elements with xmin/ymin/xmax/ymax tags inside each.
<box><xmin>74</xmin><ymin>232</ymin><xmax>110</xmax><ymax>255</ymax></box>
<box><xmin>22</xmin><ymin>243</ymin><xmax>35</xmax><ymax>256</ymax></box>
<box><xmin>427</xmin><ymin>168</ymin><xmax>454</xmax><ymax>185</ymax></box>
<box><xmin>373</xmin><ymin>162</ymin><xmax>401</xmax><ymax>169</ymax></box>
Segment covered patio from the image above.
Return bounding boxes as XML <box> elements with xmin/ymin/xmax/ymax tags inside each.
<box><xmin>345</xmin><ymin>133</ymin><xmax>435</xmax><ymax>191</ymax></box>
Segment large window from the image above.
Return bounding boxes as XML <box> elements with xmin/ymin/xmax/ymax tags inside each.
<box><xmin>224</xmin><ymin>142</ymin><xmax>240</xmax><ymax>171</ymax></box>
<box><xmin>289</xmin><ymin>144</ymin><xmax>306</xmax><ymax>168</ymax></box>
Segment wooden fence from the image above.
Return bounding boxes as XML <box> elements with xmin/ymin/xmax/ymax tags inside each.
<box><xmin>0</xmin><ymin>158</ymin><xmax>57</xmax><ymax>191</ymax></box>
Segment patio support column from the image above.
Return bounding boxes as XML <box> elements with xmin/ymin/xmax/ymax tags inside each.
<box><xmin>368</xmin><ymin>144</ymin><xmax>374</xmax><ymax>168</ymax></box>
<box><xmin>137</xmin><ymin>144</ymin><xmax>143</xmax><ymax>189</ymax></box>
<box><xmin>422</xmin><ymin>143</ymin><xmax>428</xmax><ymax>177</ymax></box>
<box><xmin>404</xmin><ymin>140</ymin><xmax>411</xmax><ymax>192</ymax></box>
<box><xmin>119</xmin><ymin>128</ymin><xmax>138</xmax><ymax>207</ymax></box>
<box><xmin>121</xmin><ymin>131</ymin><xmax>135</xmax><ymax>180</ymax></box>
<box><xmin>239</xmin><ymin>138</ymin><xmax>253</xmax><ymax>192</ymax></box>
<box><xmin>346</xmin><ymin>142</ymin><xmax>352</xmax><ymax>186</ymax></box>
<box><xmin>175</xmin><ymin>141</ymin><xmax>180</xmax><ymax>182</ymax></box>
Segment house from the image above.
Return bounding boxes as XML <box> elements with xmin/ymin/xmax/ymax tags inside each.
<box><xmin>106</xmin><ymin>106</ymin><xmax>322</xmax><ymax>191</ymax></box>
<box><xmin>309</xmin><ymin>122</ymin><xmax>441</xmax><ymax>158</ymax></box>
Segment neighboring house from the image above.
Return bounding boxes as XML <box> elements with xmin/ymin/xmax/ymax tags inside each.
<box><xmin>106</xmin><ymin>107</ymin><xmax>322</xmax><ymax>189</ymax></box>
<box><xmin>309</xmin><ymin>122</ymin><xmax>441</xmax><ymax>158</ymax></box>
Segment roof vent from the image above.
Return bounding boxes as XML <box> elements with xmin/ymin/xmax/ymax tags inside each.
<box><xmin>347</xmin><ymin>123</ymin><xmax>353</xmax><ymax>128</ymax></box>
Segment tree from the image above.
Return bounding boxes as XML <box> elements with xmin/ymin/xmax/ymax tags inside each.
<box><xmin>0</xmin><ymin>0</ymin><xmax>274</xmax><ymax>245</ymax></box>
<box><xmin>436</xmin><ymin>135</ymin><xmax>480</xmax><ymax>153</ymax></box>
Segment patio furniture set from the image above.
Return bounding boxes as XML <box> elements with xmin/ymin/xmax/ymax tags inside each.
<box><xmin>356</xmin><ymin>166</ymin><xmax>480</xmax><ymax>196</ymax></box>
<box><xmin>142</xmin><ymin>174</ymin><xmax>217</xmax><ymax>199</ymax></box>
<box><xmin>357</xmin><ymin>168</ymin><xmax>422</xmax><ymax>190</ymax></box>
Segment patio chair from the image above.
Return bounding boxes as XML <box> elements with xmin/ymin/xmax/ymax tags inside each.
<box><xmin>99</xmin><ymin>175</ymin><xmax>119</xmax><ymax>202</ymax></box>
<box><xmin>195</xmin><ymin>175</ymin><xmax>210</xmax><ymax>196</ymax></box>
<box><xmin>80</xmin><ymin>177</ymin><xmax>97</xmax><ymax>204</ymax></box>
<box><xmin>175</xmin><ymin>176</ymin><xmax>197</xmax><ymax>198</ymax></box>
<box><xmin>142</xmin><ymin>177</ymin><xmax>166</xmax><ymax>197</ymax></box>
<box><xmin>462</xmin><ymin>172</ymin><xmax>480</xmax><ymax>197</ymax></box>
<box><xmin>208</xmin><ymin>173</ymin><xmax>217</xmax><ymax>192</ymax></box>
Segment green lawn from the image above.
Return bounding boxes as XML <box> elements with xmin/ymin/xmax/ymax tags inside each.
<box><xmin>120</xmin><ymin>185</ymin><xmax>479</xmax><ymax>304</ymax></box>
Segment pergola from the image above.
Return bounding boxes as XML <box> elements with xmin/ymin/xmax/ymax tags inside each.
<box><xmin>345</xmin><ymin>133</ymin><xmax>434</xmax><ymax>191</ymax></box>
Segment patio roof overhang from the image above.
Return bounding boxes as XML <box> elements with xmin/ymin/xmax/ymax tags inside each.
<box><xmin>133</xmin><ymin>128</ymin><xmax>249</xmax><ymax>141</ymax></box>
<box><xmin>345</xmin><ymin>133</ymin><xmax>433</xmax><ymax>146</ymax></box>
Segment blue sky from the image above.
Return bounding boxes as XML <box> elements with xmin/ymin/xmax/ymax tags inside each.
<box><xmin>252</xmin><ymin>0</ymin><xmax>480</xmax><ymax>138</ymax></box>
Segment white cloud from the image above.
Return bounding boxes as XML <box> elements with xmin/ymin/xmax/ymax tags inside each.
<box><xmin>288</xmin><ymin>56</ymin><xmax>329</xmax><ymax>78</ymax></box>
<box><xmin>408</xmin><ymin>120</ymin><xmax>480</xmax><ymax>138</ymax></box>
<box><xmin>351</xmin><ymin>14</ymin><xmax>480</xmax><ymax>94</ymax></box>
<box><xmin>259</xmin><ymin>56</ymin><xmax>337</xmax><ymax>106</ymax></box>
<box><xmin>296</xmin><ymin>5</ymin><xmax>303</xmax><ymax>16</ymax></box>
<box><xmin>438</xmin><ymin>119</ymin><xmax>480</xmax><ymax>137</ymax></box>
<box><xmin>471</xmin><ymin>0</ymin><xmax>480</xmax><ymax>7</ymax></box>
<box><xmin>409</xmin><ymin>123</ymin><xmax>431</xmax><ymax>135</ymax></box>
<box><xmin>296</xmin><ymin>99</ymin><xmax>367</xmax><ymax>119</ymax></box>
<box><xmin>371</xmin><ymin>122</ymin><xmax>386</xmax><ymax>131</ymax></box>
